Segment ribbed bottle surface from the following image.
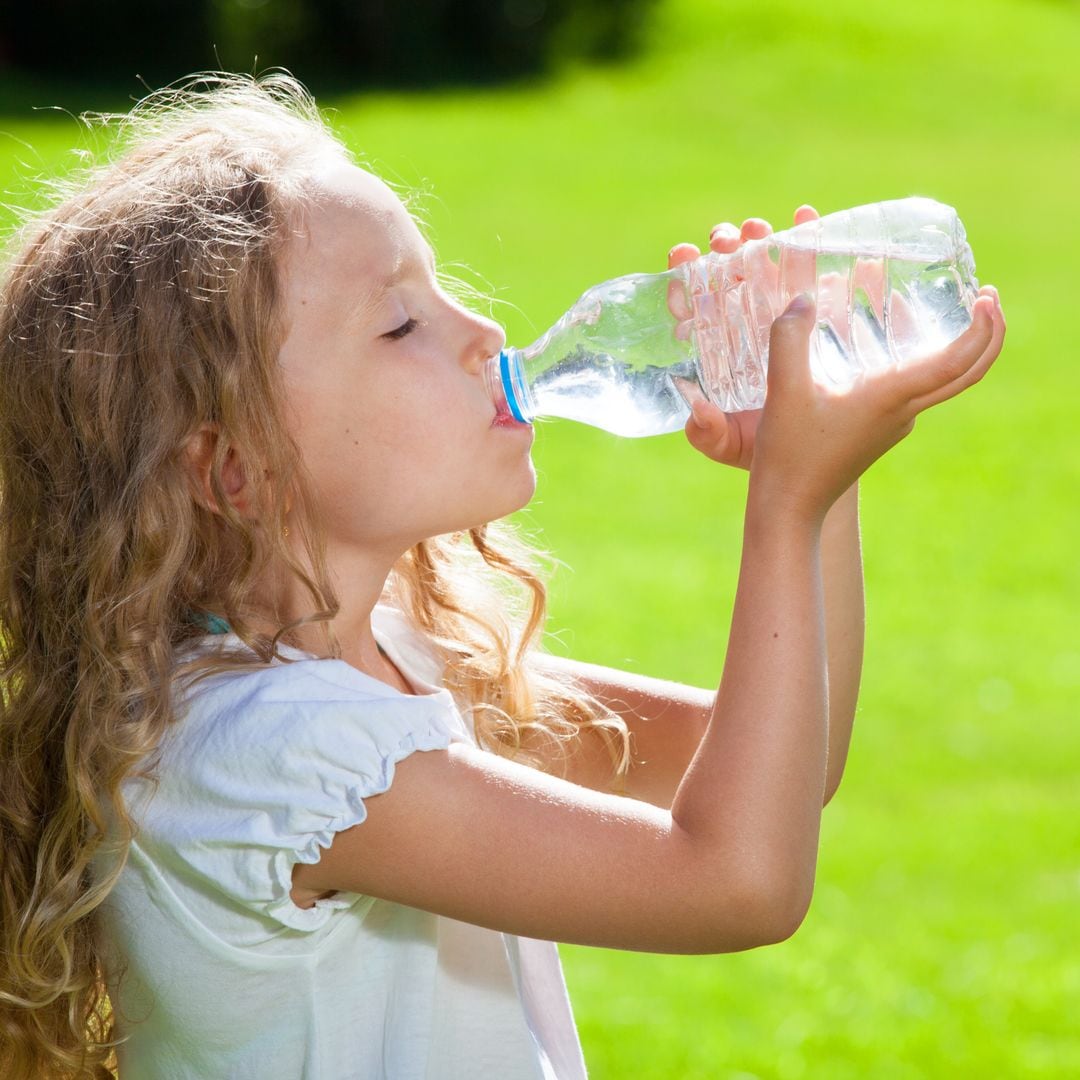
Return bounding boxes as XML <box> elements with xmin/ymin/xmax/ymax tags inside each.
<box><xmin>492</xmin><ymin>198</ymin><xmax>979</xmax><ymax>437</ymax></box>
<box><xmin>689</xmin><ymin>198</ymin><xmax>979</xmax><ymax>413</ymax></box>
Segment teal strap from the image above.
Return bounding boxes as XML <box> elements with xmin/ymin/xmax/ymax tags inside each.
<box><xmin>188</xmin><ymin>609</ymin><xmax>231</xmax><ymax>635</ymax></box>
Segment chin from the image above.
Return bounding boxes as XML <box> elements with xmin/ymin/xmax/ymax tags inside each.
<box><xmin>462</xmin><ymin>479</ymin><xmax>538</xmax><ymax>533</ymax></box>
<box><xmin>502</xmin><ymin>465</ymin><xmax>538</xmax><ymax>516</ymax></box>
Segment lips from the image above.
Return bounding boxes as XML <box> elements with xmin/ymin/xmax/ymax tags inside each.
<box><xmin>491</xmin><ymin>412</ymin><xmax>530</xmax><ymax>429</ymax></box>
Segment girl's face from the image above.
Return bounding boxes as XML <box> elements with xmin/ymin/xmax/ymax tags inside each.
<box><xmin>277</xmin><ymin>161</ymin><xmax>535</xmax><ymax>560</ymax></box>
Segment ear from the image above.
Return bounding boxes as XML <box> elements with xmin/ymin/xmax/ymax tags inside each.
<box><xmin>182</xmin><ymin>423</ymin><xmax>253</xmax><ymax>516</ymax></box>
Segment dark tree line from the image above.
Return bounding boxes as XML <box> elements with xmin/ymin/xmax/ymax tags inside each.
<box><xmin>1</xmin><ymin>0</ymin><xmax>660</xmax><ymax>96</ymax></box>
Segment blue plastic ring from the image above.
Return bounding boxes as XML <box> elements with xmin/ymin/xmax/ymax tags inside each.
<box><xmin>499</xmin><ymin>350</ymin><xmax>527</xmax><ymax>424</ymax></box>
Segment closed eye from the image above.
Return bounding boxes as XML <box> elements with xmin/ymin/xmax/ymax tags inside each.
<box><xmin>383</xmin><ymin>317</ymin><xmax>419</xmax><ymax>341</ymax></box>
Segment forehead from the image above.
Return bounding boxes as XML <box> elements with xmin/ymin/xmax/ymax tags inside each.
<box><xmin>283</xmin><ymin>161</ymin><xmax>422</xmax><ymax>287</ymax></box>
<box><xmin>306</xmin><ymin>160</ymin><xmax>404</xmax><ymax>226</ymax></box>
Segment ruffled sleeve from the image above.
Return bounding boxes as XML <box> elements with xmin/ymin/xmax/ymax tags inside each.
<box><xmin>139</xmin><ymin>657</ymin><xmax>465</xmax><ymax>932</ymax></box>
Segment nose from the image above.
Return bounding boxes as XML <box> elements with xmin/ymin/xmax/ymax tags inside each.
<box><xmin>459</xmin><ymin>306</ymin><xmax>506</xmax><ymax>375</ymax></box>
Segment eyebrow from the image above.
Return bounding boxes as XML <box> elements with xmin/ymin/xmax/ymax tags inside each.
<box><xmin>374</xmin><ymin>244</ymin><xmax>438</xmax><ymax>298</ymax></box>
<box><xmin>346</xmin><ymin>244</ymin><xmax>437</xmax><ymax>326</ymax></box>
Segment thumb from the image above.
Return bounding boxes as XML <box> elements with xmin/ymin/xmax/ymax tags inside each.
<box><xmin>766</xmin><ymin>293</ymin><xmax>816</xmax><ymax>398</ymax></box>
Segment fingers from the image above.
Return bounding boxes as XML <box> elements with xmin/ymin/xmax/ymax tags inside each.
<box><xmin>739</xmin><ymin>218</ymin><xmax>772</xmax><ymax>242</ymax></box>
<box><xmin>704</xmin><ymin>207</ymin><xmax>816</xmax><ymax>256</ymax></box>
<box><xmin>684</xmin><ymin>399</ymin><xmax>729</xmax><ymax>451</ymax></box>
<box><xmin>689</xmin><ymin>398</ymin><xmax>718</xmax><ymax>430</ymax></box>
<box><xmin>709</xmin><ymin>218</ymin><xmax>773</xmax><ymax>254</ymax></box>
<box><xmin>765</xmin><ymin>294</ymin><xmax>816</xmax><ymax>399</ymax></box>
<box><xmin>980</xmin><ymin>284</ymin><xmax>1005</xmax><ymax>332</ymax></box>
<box><xmin>907</xmin><ymin>291</ymin><xmax>1005</xmax><ymax>413</ymax></box>
<box><xmin>777</xmin><ymin>207</ymin><xmax>818</xmax><ymax>302</ymax></box>
<box><xmin>667</xmin><ymin>243</ymin><xmax>702</xmax><ymax>325</ymax></box>
<box><xmin>669</xmin><ymin>208</ymin><xmax>819</xmax><ymax>340</ymax></box>
<box><xmin>894</xmin><ymin>294</ymin><xmax>997</xmax><ymax>406</ymax></box>
<box><xmin>708</xmin><ymin>223</ymin><xmax>741</xmax><ymax>254</ymax></box>
<box><xmin>684</xmin><ymin>399</ymin><xmax>757</xmax><ymax>469</ymax></box>
<box><xmin>668</xmin><ymin>242</ymin><xmax>701</xmax><ymax>269</ymax></box>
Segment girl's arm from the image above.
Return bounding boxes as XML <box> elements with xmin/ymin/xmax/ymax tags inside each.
<box><xmin>529</xmin><ymin>652</ymin><xmax>714</xmax><ymax>809</ymax></box>
<box><xmin>533</xmin><ymin>482</ymin><xmax>863</xmax><ymax>810</ymax></box>
<box><xmin>297</xmin><ymin>486</ymin><xmax>830</xmax><ymax>952</ymax></box>
<box><xmin>290</xmin><ymin>293</ymin><xmax>1002</xmax><ymax>954</ymax></box>
<box><xmin>819</xmin><ymin>482</ymin><xmax>863</xmax><ymax>804</ymax></box>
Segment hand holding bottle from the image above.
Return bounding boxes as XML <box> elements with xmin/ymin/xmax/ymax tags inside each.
<box><xmin>748</xmin><ymin>285</ymin><xmax>1005</xmax><ymax>523</ymax></box>
<box><xmin>489</xmin><ymin>197</ymin><xmax>989</xmax><ymax>437</ymax></box>
<box><xmin>667</xmin><ymin>205</ymin><xmax>820</xmax><ymax>470</ymax></box>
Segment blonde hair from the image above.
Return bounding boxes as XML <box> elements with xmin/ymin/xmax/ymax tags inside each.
<box><xmin>0</xmin><ymin>73</ymin><xmax>630</xmax><ymax>1079</ymax></box>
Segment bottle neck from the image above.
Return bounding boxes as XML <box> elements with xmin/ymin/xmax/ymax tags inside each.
<box><xmin>485</xmin><ymin>347</ymin><xmax>535</xmax><ymax>423</ymax></box>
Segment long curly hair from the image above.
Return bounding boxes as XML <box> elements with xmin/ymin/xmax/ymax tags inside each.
<box><xmin>0</xmin><ymin>73</ymin><xmax>630</xmax><ymax>1079</ymax></box>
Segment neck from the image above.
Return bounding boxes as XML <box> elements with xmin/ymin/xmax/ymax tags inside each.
<box><xmin>258</xmin><ymin>541</ymin><xmax>413</xmax><ymax>691</ymax></box>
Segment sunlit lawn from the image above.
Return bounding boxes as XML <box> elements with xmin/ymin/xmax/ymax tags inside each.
<box><xmin>1</xmin><ymin>0</ymin><xmax>1076</xmax><ymax>1074</ymax></box>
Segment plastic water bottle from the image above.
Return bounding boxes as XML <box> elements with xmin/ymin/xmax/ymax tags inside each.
<box><xmin>486</xmin><ymin>197</ymin><xmax>980</xmax><ymax>437</ymax></box>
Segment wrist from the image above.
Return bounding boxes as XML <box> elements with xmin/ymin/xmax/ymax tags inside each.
<box><xmin>823</xmin><ymin>482</ymin><xmax>860</xmax><ymax>530</ymax></box>
<box><xmin>745</xmin><ymin>465</ymin><xmax>833</xmax><ymax>531</ymax></box>
<box><xmin>744</xmin><ymin>475</ymin><xmax>827</xmax><ymax>541</ymax></box>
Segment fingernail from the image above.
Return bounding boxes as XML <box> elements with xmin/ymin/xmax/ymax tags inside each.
<box><xmin>710</xmin><ymin>223</ymin><xmax>738</xmax><ymax>240</ymax></box>
<box><xmin>691</xmin><ymin>400</ymin><xmax>710</xmax><ymax>428</ymax></box>
<box><xmin>787</xmin><ymin>292</ymin><xmax>814</xmax><ymax>314</ymax></box>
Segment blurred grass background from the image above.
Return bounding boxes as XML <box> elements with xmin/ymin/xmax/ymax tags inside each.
<box><xmin>1</xmin><ymin>0</ymin><xmax>1076</xmax><ymax>1075</ymax></box>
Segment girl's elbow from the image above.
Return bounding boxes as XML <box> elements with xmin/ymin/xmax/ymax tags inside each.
<box><xmin>700</xmin><ymin>873</ymin><xmax>814</xmax><ymax>954</ymax></box>
<box><xmin>755</xmin><ymin>874</ymin><xmax>814</xmax><ymax>946</ymax></box>
<box><xmin>823</xmin><ymin>766</ymin><xmax>848</xmax><ymax>806</ymax></box>
<box><xmin>768</xmin><ymin>890</ymin><xmax>813</xmax><ymax>944</ymax></box>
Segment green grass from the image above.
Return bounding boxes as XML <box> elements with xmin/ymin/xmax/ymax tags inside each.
<box><xmin>2</xmin><ymin>0</ymin><xmax>1077</xmax><ymax>1074</ymax></box>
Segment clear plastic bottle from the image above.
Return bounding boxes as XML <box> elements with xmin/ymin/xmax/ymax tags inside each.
<box><xmin>486</xmin><ymin>197</ymin><xmax>980</xmax><ymax>437</ymax></box>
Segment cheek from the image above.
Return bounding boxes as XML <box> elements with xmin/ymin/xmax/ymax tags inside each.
<box><xmin>309</xmin><ymin>402</ymin><xmax>466</xmax><ymax>509</ymax></box>
<box><xmin>289</xmin><ymin>360</ymin><xmax>491</xmax><ymax>521</ymax></box>
<box><xmin>379</xmin><ymin>367</ymin><xmax>481</xmax><ymax>452</ymax></box>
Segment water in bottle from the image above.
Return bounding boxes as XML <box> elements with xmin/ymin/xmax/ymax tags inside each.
<box><xmin>486</xmin><ymin>197</ymin><xmax>980</xmax><ymax>437</ymax></box>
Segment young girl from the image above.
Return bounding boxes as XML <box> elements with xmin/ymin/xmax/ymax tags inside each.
<box><xmin>0</xmin><ymin>75</ymin><xmax>1004</xmax><ymax>1079</ymax></box>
